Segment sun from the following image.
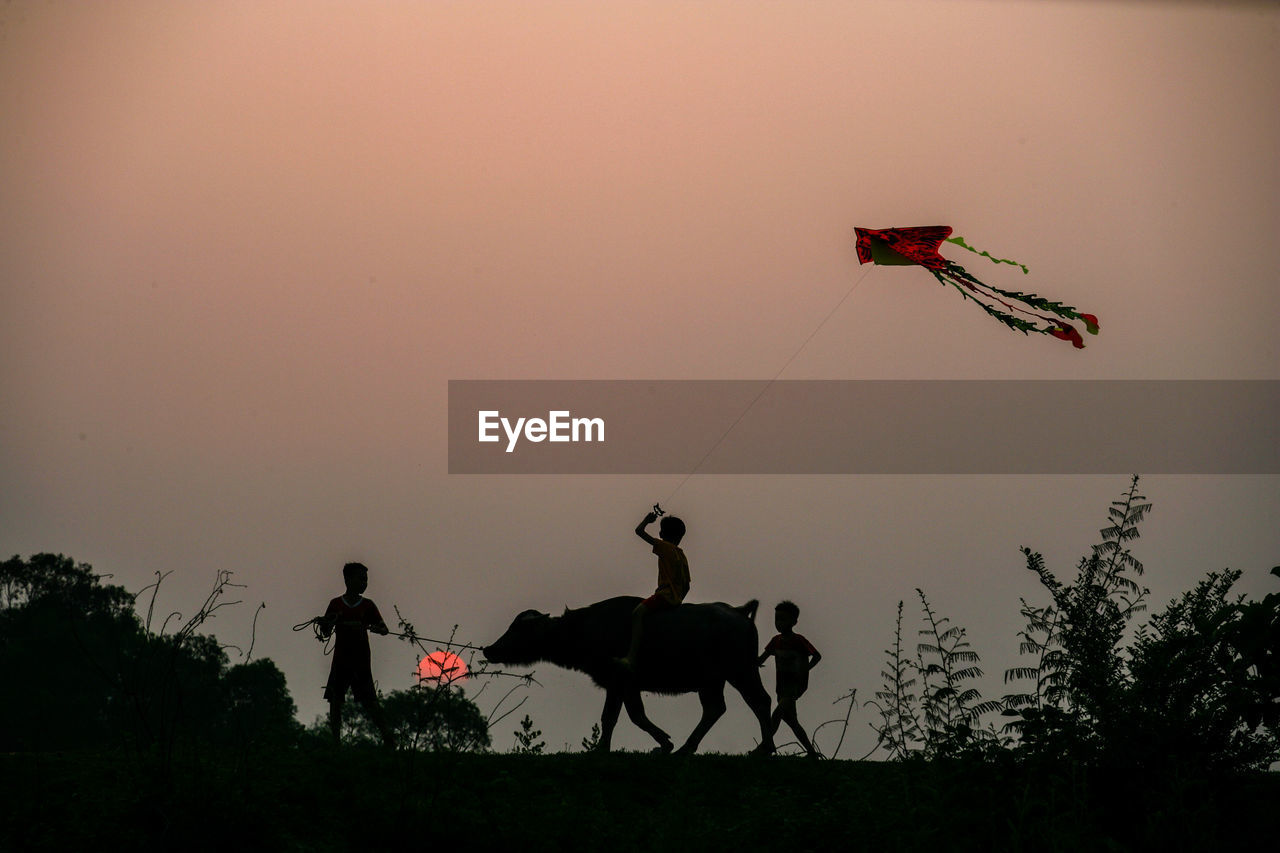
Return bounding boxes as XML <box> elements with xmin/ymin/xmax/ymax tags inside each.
<box><xmin>417</xmin><ymin>650</ymin><xmax>468</xmax><ymax>684</ymax></box>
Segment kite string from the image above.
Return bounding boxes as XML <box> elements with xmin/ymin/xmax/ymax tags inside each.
<box><xmin>662</xmin><ymin>263</ymin><xmax>875</xmax><ymax>506</ymax></box>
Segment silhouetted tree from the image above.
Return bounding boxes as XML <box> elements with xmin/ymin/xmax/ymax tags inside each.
<box><xmin>333</xmin><ymin>684</ymin><xmax>490</xmax><ymax>752</ymax></box>
<box><xmin>999</xmin><ymin>478</ymin><xmax>1277</xmax><ymax>771</ymax></box>
<box><xmin>873</xmin><ymin>476</ymin><xmax>1277</xmax><ymax>774</ymax></box>
<box><xmin>1125</xmin><ymin>568</ymin><xmax>1280</xmax><ymax>772</ymax></box>
<box><xmin>220</xmin><ymin>658</ymin><xmax>303</xmax><ymax>748</ymax></box>
<box><xmin>0</xmin><ymin>554</ymin><xmax>140</xmax><ymax>749</ymax></box>
<box><xmin>1001</xmin><ymin>476</ymin><xmax>1151</xmax><ymax>762</ymax></box>
<box><xmin>0</xmin><ymin>553</ymin><xmax>302</xmax><ymax>753</ymax></box>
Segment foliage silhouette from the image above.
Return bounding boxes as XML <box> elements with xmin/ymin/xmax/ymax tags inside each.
<box><xmin>0</xmin><ymin>554</ymin><xmax>298</xmax><ymax>757</ymax></box>
<box><xmin>914</xmin><ymin>588</ymin><xmax>1003</xmax><ymax>757</ymax></box>
<box><xmin>0</xmin><ymin>554</ymin><xmax>138</xmax><ymax>750</ymax></box>
<box><xmin>320</xmin><ymin>682</ymin><xmax>490</xmax><ymax>752</ymax></box>
<box><xmin>871</xmin><ymin>476</ymin><xmax>1279</xmax><ymax>774</ymax></box>
<box><xmin>868</xmin><ymin>600</ymin><xmax>922</xmax><ymax>760</ymax></box>
<box><xmin>513</xmin><ymin>713</ymin><xmax>546</xmax><ymax>754</ymax></box>
<box><xmin>1125</xmin><ymin>568</ymin><xmax>1279</xmax><ymax>772</ymax></box>
<box><xmin>1002</xmin><ymin>476</ymin><xmax>1154</xmax><ymax>764</ymax></box>
<box><xmin>868</xmin><ymin>594</ymin><xmax>1000</xmax><ymax>759</ymax></box>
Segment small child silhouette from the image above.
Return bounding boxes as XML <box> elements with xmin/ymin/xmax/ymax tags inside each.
<box><xmin>317</xmin><ymin>562</ymin><xmax>396</xmax><ymax>747</ymax></box>
<box><xmin>616</xmin><ymin>510</ymin><xmax>689</xmax><ymax>671</ymax></box>
<box><xmin>758</xmin><ymin>600</ymin><xmax>822</xmax><ymax>757</ymax></box>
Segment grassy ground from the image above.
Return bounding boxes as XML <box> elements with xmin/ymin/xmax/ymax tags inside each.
<box><xmin>5</xmin><ymin>745</ymin><xmax>1275</xmax><ymax>852</ymax></box>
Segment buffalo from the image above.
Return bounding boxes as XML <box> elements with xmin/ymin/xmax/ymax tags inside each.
<box><xmin>483</xmin><ymin>596</ymin><xmax>774</xmax><ymax>755</ymax></box>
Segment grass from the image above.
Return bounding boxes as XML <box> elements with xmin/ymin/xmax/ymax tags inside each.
<box><xmin>5</xmin><ymin>745</ymin><xmax>1275</xmax><ymax>852</ymax></box>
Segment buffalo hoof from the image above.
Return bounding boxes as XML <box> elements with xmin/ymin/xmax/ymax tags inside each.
<box><xmin>750</xmin><ymin>743</ymin><xmax>775</xmax><ymax>756</ymax></box>
<box><xmin>650</xmin><ymin>739</ymin><xmax>674</xmax><ymax>755</ymax></box>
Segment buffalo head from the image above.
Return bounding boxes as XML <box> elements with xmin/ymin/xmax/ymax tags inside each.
<box><xmin>483</xmin><ymin>609</ymin><xmax>553</xmax><ymax>665</ymax></box>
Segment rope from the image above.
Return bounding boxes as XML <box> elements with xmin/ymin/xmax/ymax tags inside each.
<box><xmin>294</xmin><ymin>617</ymin><xmax>486</xmax><ymax>653</ymax></box>
<box><xmin>662</xmin><ymin>263</ymin><xmax>875</xmax><ymax>506</ymax></box>
<box><xmin>292</xmin><ymin>617</ymin><xmax>335</xmax><ymax>655</ymax></box>
<box><xmin>386</xmin><ymin>631</ymin><xmax>487</xmax><ymax>653</ymax></box>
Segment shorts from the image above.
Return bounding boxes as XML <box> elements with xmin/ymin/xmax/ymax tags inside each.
<box><xmin>776</xmin><ymin>674</ymin><xmax>809</xmax><ymax>702</ymax></box>
<box><xmin>325</xmin><ymin>657</ymin><xmax>377</xmax><ymax>704</ymax></box>
<box><xmin>641</xmin><ymin>592</ymin><xmax>679</xmax><ymax>612</ymax></box>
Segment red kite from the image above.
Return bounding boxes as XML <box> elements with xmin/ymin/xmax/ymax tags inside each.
<box><xmin>855</xmin><ymin>226</ymin><xmax>1098</xmax><ymax>348</ymax></box>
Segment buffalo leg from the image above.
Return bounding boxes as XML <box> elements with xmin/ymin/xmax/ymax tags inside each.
<box><xmin>599</xmin><ymin>690</ymin><xmax>623</xmax><ymax>751</ymax></box>
<box><xmin>622</xmin><ymin>689</ymin><xmax>673</xmax><ymax>752</ymax></box>
<box><xmin>729</xmin><ymin>668</ymin><xmax>775</xmax><ymax>755</ymax></box>
<box><xmin>675</xmin><ymin>684</ymin><xmax>727</xmax><ymax>755</ymax></box>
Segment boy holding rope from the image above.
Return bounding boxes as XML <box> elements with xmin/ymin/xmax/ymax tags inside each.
<box><xmin>317</xmin><ymin>562</ymin><xmax>396</xmax><ymax>747</ymax></box>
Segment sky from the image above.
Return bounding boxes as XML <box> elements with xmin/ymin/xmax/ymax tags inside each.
<box><xmin>2</xmin><ymin>0</ymin><xmax>1277</xmax><ymax>756</ymax></box>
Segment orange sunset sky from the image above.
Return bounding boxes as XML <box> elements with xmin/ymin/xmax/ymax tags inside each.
<box><xmin>2</xmin><ymin>1</ymin><xmax>1277</xmax><ymax>754</ymax></box>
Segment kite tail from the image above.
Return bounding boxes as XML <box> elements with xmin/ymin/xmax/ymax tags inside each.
<box><xmin>945</xmin><ymin>236</ymin><xmax>1030</xmax><ymax>275</ymax></box>
<box><xmin>933</xmin><ymin>262</ymin><xmax>1099</xmax><ymax>348</ymax></box>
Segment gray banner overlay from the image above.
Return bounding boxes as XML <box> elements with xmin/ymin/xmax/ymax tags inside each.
<box><xmin>448</xmin><ymin>381</ymin><xmax>1279</xmax><ymax>474</ymax></box>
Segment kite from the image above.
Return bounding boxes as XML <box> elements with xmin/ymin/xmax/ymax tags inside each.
<box><xmin>854</xmin><ymin>226</ymin><xmax>1098</xmax><ymax>348</ymax></box>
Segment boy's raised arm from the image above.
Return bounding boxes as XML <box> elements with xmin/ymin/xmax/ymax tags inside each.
<box><xmin>634</xmin><ymin>511</ymin><xmax>660</xmax><ymax>546</ymax></box>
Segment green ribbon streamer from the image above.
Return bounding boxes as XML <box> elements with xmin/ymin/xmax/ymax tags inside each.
<box><xmin>946</xmin><ymin>236</ymin><xmax>1029</xmax><ymax>275</ymax></box>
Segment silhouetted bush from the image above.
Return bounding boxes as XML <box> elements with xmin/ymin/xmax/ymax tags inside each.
<box><xmin>1125</xmin><ymin>568</ymin><xmax>1279</xmax><ymax>772</ymax></box>
<box><xmin>0</xmin><ymin>553</ymin><xmax>300</xmax><ymax>754</ymax></box>
<box><xmin>873</xmin><ymin>477</ymin><xmax>1280</xmax><ymax>773</ymax></box>
<box><xmin>319</xmin><ymin>683</ymin><xmax>491</xmax><ymax>752</ymax></box>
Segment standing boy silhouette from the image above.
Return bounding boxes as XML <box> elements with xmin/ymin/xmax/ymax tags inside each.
<box><xmin>616</xmin><ymin>509</ymin><xmax>689</xmax><ymax>670</ymax></box>
<box><xmin>758</xmin><ymin>600</ymin><xmax>822</xmax><ymax>757</ymax></box>
<box><xmin>318</xmin><ymin>562</ymin><xmax>396</xmax><ymax>747</ymax></box>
